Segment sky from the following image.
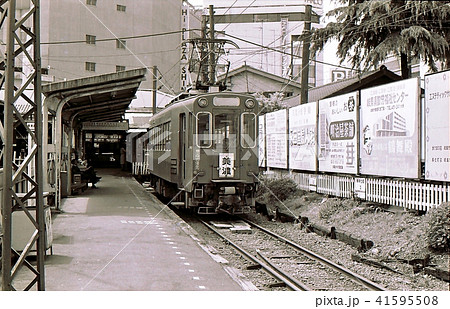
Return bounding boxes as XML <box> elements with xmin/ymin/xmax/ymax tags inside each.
<box><xmin>187</xmin><ymin>0</ymin><xmax>203</xmax><ymax>7</ymax></box>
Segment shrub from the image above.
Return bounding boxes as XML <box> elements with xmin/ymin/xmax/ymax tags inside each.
<box><xmin>258</xmin><ymin>177</ymin><xmax>299</xmax><ymax>204</ymax></box>
<box><xmin>255</xmin><ymin>175</ymin><xmax>271</xmax><ymax>198</ymax></box>
<box><xmin>424</xmin><ymin>203</ymin><xmax>450</xmax><ymax>252</ymax></box>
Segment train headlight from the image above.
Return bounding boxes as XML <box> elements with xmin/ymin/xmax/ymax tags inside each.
<box><xmin>198</xmin><ymin>98</ymin><xmax>208</xmax><ymax>108</ymax></box>
<box><xmin>244</xmin><ymin>99</ymin><xmax>256</xmax><ymax>109</ymax></box>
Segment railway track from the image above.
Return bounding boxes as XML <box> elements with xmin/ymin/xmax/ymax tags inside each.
<box><xmin>201</xmin><ymin>219</ymin><xmax>310</xmax><ymax>291</ymax></box>
<box><xmin>200</xmin><ymin>217</ymin><xmax>386</xmax><ymax>291</ymax></box>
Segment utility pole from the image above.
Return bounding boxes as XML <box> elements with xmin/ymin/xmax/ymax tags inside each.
<box><xmin>1</xmin><ymin>0</ymin><xmax>45</xmax><ymax>290</ymax></box>
<box><xmin>208</xmin><ymin>5</ymin><xmax>215</xmax><ymax>86</ymax></box>
<box><xmin>152</xmin><ymin>65</ymin><xmax>157</xmax><ymax>115</ymax></box>
<box><xmin>188</xmin><ymin>5</ymin><xmax>236</xmax><ymax>91</ymax></box>
<box><xmin>200</xmin><ymin>13</ymin><xmax>208</xmax><ymax>87</ymax></box>
<box><xmin>300</xmin><ymin>5</ymin><xmax>312</xmax><ymax>104</ymax></box>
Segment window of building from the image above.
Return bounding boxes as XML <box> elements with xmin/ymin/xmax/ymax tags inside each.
<box><xmin>86</xmin><ymin>34</ymin><xmax>96</xmax><ymax>45</ymax></box>
<box><xmin>86</xmin><ymin>0</ymin><xmax>97</xmax><ymax>5</ymax></box>
<box><xmin>117</xmin><ymin>4</ymin><xmax>126</xmax><ymax>12</ymax></box>
<box><xmin>116</xmin><ymin>65</ymin><xmax>126</xmax><ymax>72</ymax></box>
<box><xmin>116</xmin><ymin>39</ymin><xmax>126</xmax><ymax>49</ymax></box>
<box><xmin>85</xmin><ymin>62</ymin><xmax>96</xmax><ymax>72</ymax></box>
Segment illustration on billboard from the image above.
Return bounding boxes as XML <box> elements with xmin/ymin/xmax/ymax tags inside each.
<box><xmin>318</xmin><ymin>92</ymin><xmax>358</xmax><ymax>174</ymax></box>
<box><xmin>362</xmin><ymin>125</ymin><xmax>373</xmax><ymax>155</ymax></box>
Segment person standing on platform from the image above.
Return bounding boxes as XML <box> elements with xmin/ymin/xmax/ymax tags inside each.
<box><xmin>120</xmin><ymin>145</ymin><xmax>126</xmax><ymax>171</ymax></box>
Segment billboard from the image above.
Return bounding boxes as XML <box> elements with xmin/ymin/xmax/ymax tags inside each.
<box><xmin>258</xmin><ymin>115</ymin><xmax>266</xmax><ymax>167</ymax></box>
<box><xmin>289</xmin><ymin>101</ymin><xmax>318</xmax><ymax>171</ymax></box>
<box><xmin>318</xmin><ymin>92</ymin><xmax>358</xmax><ymax>174</ymax></box>
<box><xmin>359</xmin><ymin>77</ymin><xmax>420</xmax><ymax>178</ymax></box>
<box><xmin>425</xmin><ymin>70</ymin><xmax>450</xmax><ymax>181</ymax></box>
<box><xmin>266</xmin><ymin>109</ymin><xmax>288</xmax><ymax>169</ymax></box>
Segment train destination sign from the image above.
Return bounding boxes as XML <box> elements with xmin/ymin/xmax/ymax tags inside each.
<box><xmin>219</xmin><ymin>153</ymin><xmax>235</xmax><ymax>178</ymax></box>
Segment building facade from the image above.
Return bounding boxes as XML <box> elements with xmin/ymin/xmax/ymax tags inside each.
<box><xmin>0</xmin><ymin>0</ymin><xmax>203</xmax><ymax>92</ymax></box>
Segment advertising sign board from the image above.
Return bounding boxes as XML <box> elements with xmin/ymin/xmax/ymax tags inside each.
<box><xmin>266</xmin><ymin>109</ymin><xmax>288</xmax><ymax>169</ymax></box>
<box><xmin>258</xmin><ymin>115</ymin><xmax>266</xmax><ymax>167</ymax></box>
<box><xmin>425</xmin><ymin>70</ymin><xmax>450</xmax><ymax>181</ymax></box>
<box><xmin>359</xmin><ymin>78</ymin><xmax>420</xmax><ymax>178</ymax></box>
<box><xmin>318</xmin><ymin>92</ymin><xmax>358</xmax><ymax>174</ymax></box>
<box><xmin>289</xmin><ymin>101</ymin><xmax>317</xmax><ymax>171</ymax></box>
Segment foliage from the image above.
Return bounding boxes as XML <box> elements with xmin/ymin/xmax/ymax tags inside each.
<box><xmin>253</xmin><ymin>91</ymin><xmax>286</xmax><ymax>115</ymax></box>
<box><xmin>424</xmin><ymin>203</ymin><xmax>450</xmax><ymax>252</ymax></box>
<box><xmin>257</xmin><ymin>176</ymin><xmax>299</xmax><ymax>204</ymax></box>
<box><xmin>310</xmin><ymin>0</ymin><xmax>450</xmax><ymax>77</ymax></box>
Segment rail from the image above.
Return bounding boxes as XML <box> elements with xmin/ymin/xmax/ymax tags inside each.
<box><xmin>241</xmin><ymin>217</ymin><xmax>386</xmax><ymax>291</ymax></box>
<box><xmin>200</xmin><ymin>219</ymin><xmax>310</xmax><ymax>291</ymax></box>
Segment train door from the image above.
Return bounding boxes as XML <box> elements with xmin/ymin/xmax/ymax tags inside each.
<box><xmin>213</xmin><ymin>110</ymin><xmax>240</xmax><ymax>179</ymax></box>
<box><xmin>179</xmin><ymin>113</ymin><xmax>186</xmax><ymax>185</ymax></box>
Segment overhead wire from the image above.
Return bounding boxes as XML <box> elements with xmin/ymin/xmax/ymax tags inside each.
<box><xmin>39</xmin><ymin>29</ymin><xmax>201</xmax><ymax>46</ymax></box>
<box><xmin>228</xmin><ymin>2</ymin><xmax>411</xmax><ymax>66</ymax></box>
<box><xmin>221</xmin><ymin>0</ymin><xmax>257</xmax><ymax>32</ymax></box>
<box><xmin>276</xmin><ymin>1</ymin><xmax>444</xmax><ymax>94</ymax></box>
<box><xmin>223</xmin><ymin>0</ymin><xmax>447</xmax><ymax>95</ymax></box>
<box><xmin>16</xmin><ymin>1</ymin><xmax>445</xmax><ymax>96</ymax></box>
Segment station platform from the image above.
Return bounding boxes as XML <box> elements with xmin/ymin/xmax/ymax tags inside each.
<box><xmin>13</xmin><ymin>169</ymin><xmax>256</xmax><ymax>291</ymax></box>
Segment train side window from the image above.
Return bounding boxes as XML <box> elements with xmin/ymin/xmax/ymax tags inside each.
<box><xmin>241</xmin><ymin>113</ymin><xmax>256</xmax><ymax>148</ymax></box>
<box><xmin>197</xmin><ymin>112</ymin><xmax>212</xmax><ymax>148</ymax></box>
<box><xmin>164</xmin><ymin>122</ymin><xmax>171</xmax><ymax>151</ymax></box>
<box><xmin>188</xmin><ymin>112</ymin><xmax>193</xmax><ymax>147</ymax></box>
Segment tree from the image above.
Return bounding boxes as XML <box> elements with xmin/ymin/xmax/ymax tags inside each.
<box><xmin>253</xmin><ymin>92</ymin><xmax>286</xmax><ymax>115</ymax></box>
<box><xmin>310</xmin><ymin>0</ymin><xmax>450</xmax><ymax>78</ymax></box>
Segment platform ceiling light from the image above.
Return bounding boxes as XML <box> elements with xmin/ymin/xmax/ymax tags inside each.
<box><xmin>244</xmin><ymin>99</ymin><xmax>256</xmax><ymax>109</ymax></box>
<box><xmin>198</xmin><ymin>97</ymin><xmax>208</xmax><ymax>108</ymax></box>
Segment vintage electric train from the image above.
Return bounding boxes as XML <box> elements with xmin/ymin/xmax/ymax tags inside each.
<box><xmin>142</xmin><ymin>91</ymin><xmax>259</xmax><ymax>214</ymax></box>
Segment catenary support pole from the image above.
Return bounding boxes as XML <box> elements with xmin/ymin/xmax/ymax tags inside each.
<box><xmin>300</xmin><ymin>5</ymin><xmax>312</xmax><ymax>104</ymax></box>
<box><xmin>153</xmin><ymin>65</ymin><xmax>157</xmax><ymax>115</ymax></box>
<box><xmin>1</xmin><ymin>0</ymin><xmax>45</xmax><ymax>291</ymax></box>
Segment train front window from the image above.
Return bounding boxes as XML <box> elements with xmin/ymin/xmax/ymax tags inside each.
<box><xmin>197</xmin><ymin>112</ymin><xmax>212</xmax><ymax>148</ymax></box>
<box><xmin>214</xmin><ymin>113</ymin><xmax>236</xmax><ymax>152</ymax></box>
<box><xmin>241</xmin><ymin>113</ymin><xmax>256</xmax><ymax>148</ymax></box>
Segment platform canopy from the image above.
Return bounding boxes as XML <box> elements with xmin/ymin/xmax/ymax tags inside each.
<box><xmin>42</xmin><ymin>68</ymin><xmax>147</xmax><ymax>123</ymax></box>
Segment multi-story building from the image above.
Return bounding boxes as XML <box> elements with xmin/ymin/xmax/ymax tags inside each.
<box><xmin>203</xmin><ymin>0</ymin><xmax>325</xmax><ymax>89</ymax></box>
<box><xmin>1</xmin><ymin>0</ymin><xmax>201</xmax><ymax>92</ymax></box>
